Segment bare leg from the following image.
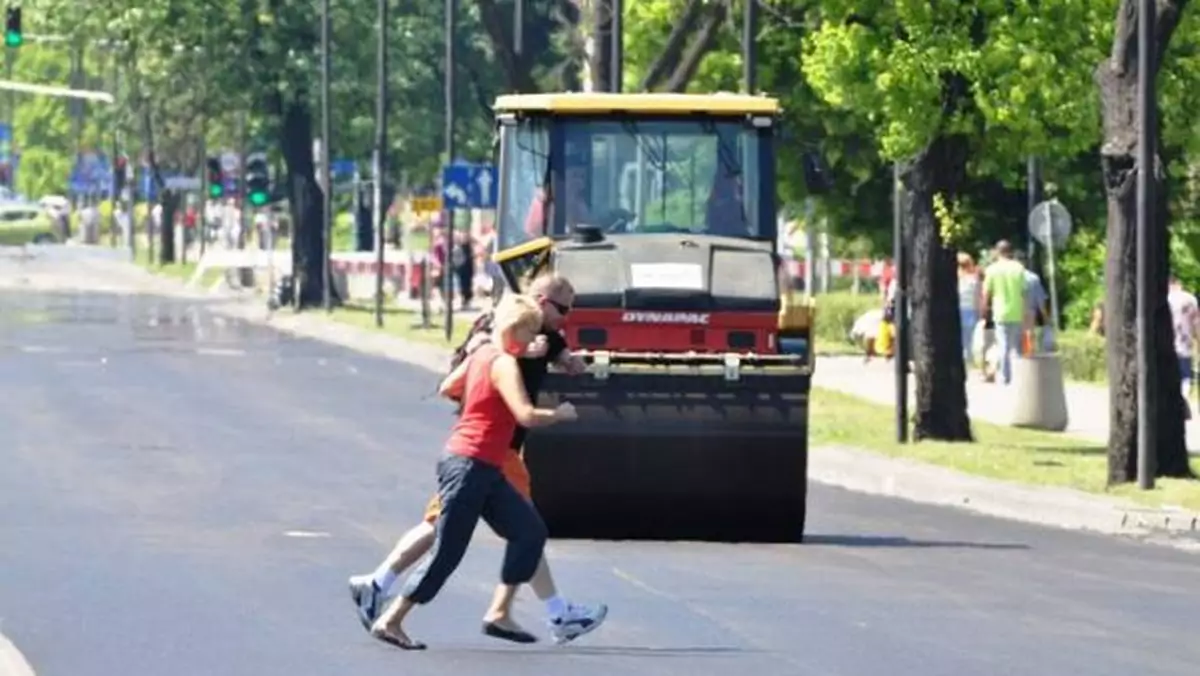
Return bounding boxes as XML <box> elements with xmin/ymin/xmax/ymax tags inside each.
<box><xmin>528</xmin><ymin>556</ymin><xmax>557</xmax><ymax>601</ymax></box>
<box><xmin>482</xmin><ymin>583</ymin><xmax>521</xmax><ymax>625</ymax></box>
<box><xmin>483</xmin><ymin>556</ymin><xmax>560</xmax><ymax>623</ymax></box>
<box><xmin>378</xmin><ymin>522</ymin><xmax>435</xmax><ymax>584</ymax></box>
<box><xmin>371</xmin><ymin>596</ymin><xmax>425</xmax><ymax>650</ymax></box>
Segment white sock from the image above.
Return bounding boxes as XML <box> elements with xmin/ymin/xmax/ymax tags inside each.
<box><xmin>372</xmin><ymin>565</ymin><xmax>397</xmax><ymax>593</ymax></box>
<box><xmin>545</xmin><ymin>595</ymin><xmax>568</xmax><ymax>620</ymax></box>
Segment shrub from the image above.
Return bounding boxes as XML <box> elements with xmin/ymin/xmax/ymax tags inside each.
<box><xmin>812</xmin><ymin>291</ymin><xmax>880</xmax><ymax>350</ymax></box>
<box><xmin>1057</xmin><ymin>330</ymin><xmax>1106</xmax><ymax>382</ymax></box>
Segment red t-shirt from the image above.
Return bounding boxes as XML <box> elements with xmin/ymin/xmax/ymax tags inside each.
<box><xmin>445</xmin><ymin>343</ymin><xmax>518</xmax><ymax>467</ymax></box>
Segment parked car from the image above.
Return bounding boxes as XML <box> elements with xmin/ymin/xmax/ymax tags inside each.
<box><xmin>0</xmin><ymin>203</ymin><xmax>57</xmax><ymax>245</ymax></box>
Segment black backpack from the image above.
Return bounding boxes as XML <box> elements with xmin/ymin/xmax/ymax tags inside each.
<box><xmin>449</xmin><ymin>311</ymin><xmax>495</xmax><ymax>374</ymax></box>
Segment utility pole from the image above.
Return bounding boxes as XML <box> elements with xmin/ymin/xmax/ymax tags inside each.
<box><xmin>1025</xmin><ymin>156</ymin><xmax>1042</xmax><ymax>261</ymax></box>
<box><xmin>198</xmin><ymin>115</ymin><xmax>207</xmax><ymax>259</ymax></box>
<box><xmin>1135</xmin><ymin>0</ymin><xmax>1157</xmax><ymax>489</ymax></box>
<box><xmin>373</xmin><ymin>0</ymin><xmax>389</xmax><ymax>329</ymax></box>
<box><xmin>444</xmin><ymin>0</ymin><xmax>457</xmax><ymax>342</ymax></box>
<box><xmin>743</xmin><ymin>0</ymin><xmax>757</xmax><ymax>92</ymax></box>
<box><xmin>321</xmin><ymin>0</ymin><xmax>333</xmax><ymax>311</ymax></box>
<box><xmin>4</xmin><ymin>44</ymin><xmax>12</xmax><ymax>191</ymax></box>
<box><xmin>109</xmin><ymin>49</ymin><xmax>119</xmax><ymax>247</ymax></box>
<box><xmin>237</xmin><ymin>109</ymin><xmax>248</xmax><ymax>252</ymax></box>
<box><xmin>514</xmin><ymin>0</ymin><xmax>523</xmax><ymax>56</ymax></box>
<box><xmin>893</xmin><ymin>163</ymin><xmax>909</xmax><ymax>443</ymax></box>
<box><xmin>611</xmin><ymin>0</ymin><xmax>623</xmax><ymax>92</ymax></box>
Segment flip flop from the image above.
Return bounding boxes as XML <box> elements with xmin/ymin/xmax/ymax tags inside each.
<box><xmin>371</xmin><ymin>629</ymin><xmax>427</xmax><ymax>651</ymax></box>
<box><xmin>482</xmin><ymin>621</ymin><xmax>538</xmax><ymax>644</ymax></box>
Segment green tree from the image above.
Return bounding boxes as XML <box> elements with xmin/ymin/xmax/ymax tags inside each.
<box><xmin>803</xmin><ymin>1</ymin><xmax>1114</xmax><ymax>442</ymax></box>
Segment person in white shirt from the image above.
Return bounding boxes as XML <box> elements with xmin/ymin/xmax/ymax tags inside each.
<box><xmin>1168</xmin><ymin>277</ymin><xmax>1200</xmax><ymax>412</ymax></box>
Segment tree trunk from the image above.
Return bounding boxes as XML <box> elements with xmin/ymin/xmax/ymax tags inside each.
<box><xmin>474</xmin><ymin>0</ymin><xmax>541</xmax><ymax>92</ymax></box>
<box><xmin>1095</xmin><ymin>0</ymin><xmax>1193</xmax><ymax>483</ymax></box>
<box><xmin>902</xmin><ymin>131</ymin><xmax>973</xmax><ymax>443</ymax></box>
<box><xmin>661</xmin><ymin>0</ymin><xmax>727</xmax><ymax>93</ymax></box>
<box><xmin>278</xmin><ymin>98</ymin><xmax>329</xmax><ymax>309</ymax></box>
<box><xmin>638</xmin><ymin>0</ymin><xmax>706</xmax><ymax>91</ymax></box>
<box><xmin>157</xmin><ymin>189</ymin><xmax>180</xmax><ymax>264</ymax></box>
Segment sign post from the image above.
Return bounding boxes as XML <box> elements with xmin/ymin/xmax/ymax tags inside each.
<box><xmin>440</xmin><ymin>162</ymin><xmax>498</xmax><ymax>340</ymax></box>
<box><xmin>1027</xmin><ymin>199</ymin><xmax>1073</xmax><ymax>334</ymax></box>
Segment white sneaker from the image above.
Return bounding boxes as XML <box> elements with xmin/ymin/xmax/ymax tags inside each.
<box><xmin>348</xmin><ymin>574</ymin><xmax>385</xmax><ymax>631</ymax></box>
<box><xmin>549</xmin><ymin>602</ymin><xmax>608</xmax><ymax>645</ymax></box>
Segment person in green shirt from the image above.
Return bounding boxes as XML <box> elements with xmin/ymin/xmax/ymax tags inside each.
<box><xmin>982</xmin><ymin>240</ymin><xmax>1028</xmax><ymax>385</ymax></box>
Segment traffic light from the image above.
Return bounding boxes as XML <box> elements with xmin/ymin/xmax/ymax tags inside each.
<box><xmin>5</xmin><ymin>7</ymin><xmax>22</xmax><ymax>48</ymax></box>
<box><xmin>206</xmin><ymin>157</ymin><xmax>224</xmax><ymax>199</ymax></box>
<box><xmin>245</xmin><ymin>154</ymin><xmax>270</xmax><ymax>207</ymax></box>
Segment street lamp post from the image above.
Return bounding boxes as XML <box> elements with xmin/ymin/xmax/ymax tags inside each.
<box><xmin>743</xmin><ymin>0</ymin><xmax>757</xmax><ymax>92</ymax></box>
<box><xmin>611</xmin><ymin>0</ymin><xmax>623</xmax><ymax>92</ymax></box>
<box><xmin>373</xmin><ymin>0</ymin><xmax>389</xmax><ymax>328</ymax></box>
<box><xmin>320</xmin><ymin>0</ymin><xmax>333</xmax><ymax>311</ymax></box>
<box><xmin>444</xmin><ymin>0</ymin><xmax>457</xmax><ymax>342</ymax></box>
<box><xmin>1135</xmin><ymin>0</ymin><xmax>1157</xmax><ymax>489</ymax></box>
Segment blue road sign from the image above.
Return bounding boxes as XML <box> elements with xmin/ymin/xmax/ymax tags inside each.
<box><xmin>331</xmin><ymin>158</ymin><xmax>356</xmax><ymax>181</ymax></box>
<box><xmin>140</xmin><ymin>165</ymin><xmax>156</xmax><ymax>201</ymax></box>
<box><xmin>441</xmin><ymin>163</ymin><xmax>498</xmax><ymax>209</ymax></box>
<box><xmin>0</xmin><ymin>123</ymin><xmax>11</xmax><ymax>162</ymax></box>
<box><xmin>68</xmin><ymin>151</ymin><xmax>112</xmax><ymax>195</ymax></box>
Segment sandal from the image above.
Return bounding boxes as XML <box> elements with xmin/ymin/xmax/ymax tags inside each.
<box><xmin>482</xmin><ymin>621</ymin><xmax>538</xmax><ymax>644</ymax></box>
<box><xmin>370</xmin><ymin>628</ymin><xmax>427</xmax><ymax>651</ymax></box>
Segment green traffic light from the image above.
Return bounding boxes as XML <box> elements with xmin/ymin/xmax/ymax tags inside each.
<box><xmin>209</xmin><ymin>184</ymin><xmax>223</xmax><ymax>198</ymax></box>
<box><xmin>4</xmin><ymin>30</ymin><xmax>21</xmax><ymax>48</ymax></box>
<box><xmin>248</xmin><ymin>191</ymin><xmax>269</xmax><ymax>207</ymax></box>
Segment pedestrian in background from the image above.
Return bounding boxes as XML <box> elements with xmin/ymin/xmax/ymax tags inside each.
<box><xmin>982</xmin><ymin>240</ymin><xmax>1027</xmax><ymax>385</ymax></box>
<box><xmin>957</xmin><ymin>252</ymin><xmax>982</xmax><ymax>366</ymax></box>
<box><xmin>1168</xmin><ymin>276</ymin><xmax>1199</xmax><ymax>418</ymax></box>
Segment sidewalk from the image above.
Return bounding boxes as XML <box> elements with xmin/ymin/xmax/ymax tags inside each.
<box><xmin>813</xmin><ymin>356</ymin><xmax>1200</xmax><ymax>454</ymax></box>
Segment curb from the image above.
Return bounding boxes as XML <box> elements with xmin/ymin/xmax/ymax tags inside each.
<box><xmin>810</xmin><ymin>445</ymin><xmax>1200</xmax><ymax>539</ymax></box>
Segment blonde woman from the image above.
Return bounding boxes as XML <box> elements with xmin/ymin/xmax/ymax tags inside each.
<box><xmin>364</xmin><ymin>294</ymin><xmax>577</xmax><ymax>650</ymax></box>
<box><xmin>957</xmin><ymin>252</ymin><xmax>982</xmax><ymax>365</ymax></box>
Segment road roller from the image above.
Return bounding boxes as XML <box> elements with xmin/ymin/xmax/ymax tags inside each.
<box><xmin>488</xmin><ymin>92</ymin><xmax>814</xmax><ymax>542</ymax></box>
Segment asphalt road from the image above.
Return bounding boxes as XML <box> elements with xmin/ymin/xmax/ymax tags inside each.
<box><xmin>1</xmin><ymin>250</ymin><xmax>1198</xmax><ymax>676</ymax></box>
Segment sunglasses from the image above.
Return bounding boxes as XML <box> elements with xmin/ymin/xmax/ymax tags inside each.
<box><xmin>546</xmin><ymin>299</ymin><xmax>571</xmax><ymax>316</ymax></box>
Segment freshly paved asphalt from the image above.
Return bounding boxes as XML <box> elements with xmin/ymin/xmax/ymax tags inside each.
<box><xmin>1</xmin><ymin>247</ymin><xmax>1198</xmax><ymax>675</ymax></box>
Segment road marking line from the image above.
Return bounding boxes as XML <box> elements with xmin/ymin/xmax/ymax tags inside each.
<box><xmin>195</xmin><ymin>347</ymin><xmax>246</xmax><ymax>357</ymax></box>
<box><xmin>0</xmin><ymin>631</ymin><xmax>36</xmax><ymax>676</ymax></box>
<box><xmin>18</xmin><ymin>345</ymin><xmax>67</xmax><ymax>354</ymax></box>
<box><xmin>284</xmin><ymin>530</ymin><xmax>331</xmax><ymax>538</ymax></box>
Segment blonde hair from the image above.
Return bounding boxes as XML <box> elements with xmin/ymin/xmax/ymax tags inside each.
<box><xmin>528</xmin><ymin>273</ymin><xmax>574</xmax><ymax>299</ymax></box>
<box><xmin>492</xmin><ymin>293</ymin><xmax>544</xmax><ymax>338</ymax></box>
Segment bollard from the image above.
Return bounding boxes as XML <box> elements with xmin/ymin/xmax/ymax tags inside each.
<box><xmin>1010</xmin><ymin>353</ymin><xmax>1069</xmax><ymax>432</ymax></box>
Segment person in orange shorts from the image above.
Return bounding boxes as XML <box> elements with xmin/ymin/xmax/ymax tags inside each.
<box><xmin>349</xmin><ymin>274</ymin><xmax>608</xmax><ymax>645</ymax></box>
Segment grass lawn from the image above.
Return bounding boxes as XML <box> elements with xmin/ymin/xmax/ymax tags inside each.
<box><xmin>329</xmin><ymin>302</ymin><xmax>473</xmax><ymax>348</ymax></box>
<box><xmin>816</xmin><ymin>340</ymin><xmax>862</xmax><ymax>357</ymax></box>
<box><xmin>810</xmin><ymin>386</ymin><xmax>1200</xmax><ymax>512</ymax></box>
